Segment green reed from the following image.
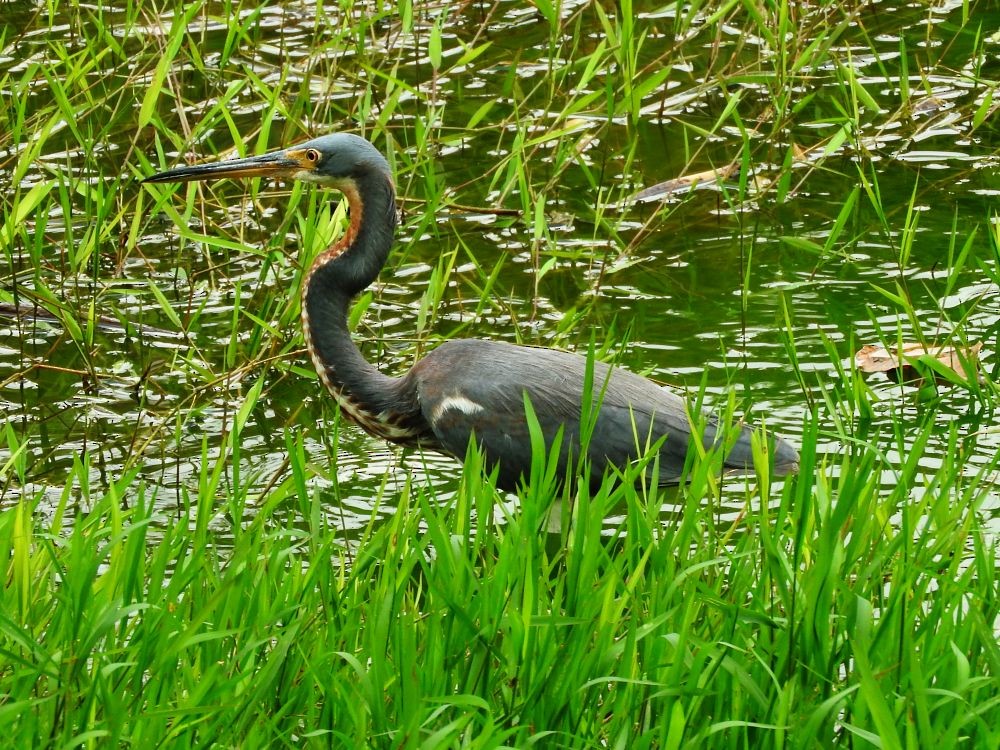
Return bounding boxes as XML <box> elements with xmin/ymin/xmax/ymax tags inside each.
<box><xmin>2</xmin><ymin>417</ymin><xmax>997</xmax><ymax>747</ymax></box>
<box><xmin>1</xmin><ymin>0</ymin><xmax>998</xmax><ymax>747</ymax></box>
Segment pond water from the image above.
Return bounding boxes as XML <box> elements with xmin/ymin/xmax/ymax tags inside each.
<box><xmin>1</xmin><ymin>1</ymin><xmax>998</xmax><ymax>538</ymax></box>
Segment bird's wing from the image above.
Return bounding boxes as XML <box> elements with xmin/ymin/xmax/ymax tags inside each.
<box><xmin>410</xmin><ymin>339</ymin><xmax>737</xmax><ymax>489</ymax></box>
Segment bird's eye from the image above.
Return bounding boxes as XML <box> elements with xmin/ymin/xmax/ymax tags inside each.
<box><xmin>305</xmin><ymin>149</ymin><xmax>320</xmax><ymax>163</ymax></box>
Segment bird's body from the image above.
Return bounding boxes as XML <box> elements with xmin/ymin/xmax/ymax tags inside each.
<box><xmin>144</xmin><ymin>133</ymin><xmax>799</xmax><ymax>491</ymax></box>
<box><xmin>406</xmin><ymin>339</ymin><xmax>766</xmax><ymax>490</ymax></box>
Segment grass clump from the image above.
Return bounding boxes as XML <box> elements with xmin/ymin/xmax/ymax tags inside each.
<box><xmin>2</xmin><ymin>425</ymin><xmax>998</xmax><ymax>748</ymax></box>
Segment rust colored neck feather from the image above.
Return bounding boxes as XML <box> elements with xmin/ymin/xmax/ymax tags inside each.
<box><xmin>300</xmin><ymin>171</ymin><xmax>425</xmax><ymax>440</ymax></box>
<box><xmin>311</xmin><ymin>182</ymin><xmax>363</xmax><ymax>267</ymax></box>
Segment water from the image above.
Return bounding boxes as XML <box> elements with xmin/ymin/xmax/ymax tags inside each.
<box><xmin>1</xmin><ymin>1</ymin><xmax>998</xmax><ymax>535</ymax></box>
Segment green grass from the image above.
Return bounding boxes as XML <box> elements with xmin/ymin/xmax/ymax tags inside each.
<box><xmin>2</xmin><ymin>0</ymin><xmax>999</xmax><ymax>747</ymax></box>
<box><xmin>1</xmin><ymin>424</ymin><xmax>997</xmax><ymax>748</ymax></box>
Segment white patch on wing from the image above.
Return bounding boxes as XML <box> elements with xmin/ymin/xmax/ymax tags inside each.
<box><xmin>431</xmin><ymin>394</ymin><xmax>485</xmax><ymax>426</ymax></box>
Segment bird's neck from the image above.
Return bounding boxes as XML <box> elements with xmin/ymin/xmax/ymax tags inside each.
<box><xmin>301</xmin><ymin>172</ymin><xmax>424</xmax><ymax>441</ymax></box>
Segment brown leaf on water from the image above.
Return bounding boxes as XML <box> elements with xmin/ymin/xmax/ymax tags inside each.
<box><xmin>634</xmin><ymin>162</ymin><xmax>737</xmax><ymax>202</ymax></box>
<box><xmin>910</xmin><ymin>95</ymin><xmax>947</xmax><ymax>117</ymax></box>
<box><xmin>791</xmin><ymin>141</ymin><xmax>832</xmax><ymax>164</ymax></box>
<box><xmin>855</xmin><ymin>342</ymin><xmax>983</xmax><ymax>384</ymax></box>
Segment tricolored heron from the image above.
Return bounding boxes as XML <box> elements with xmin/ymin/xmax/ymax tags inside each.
<box><xmin>144</xmin><ymin>133</ymin><xmax>799</xmax><ymax>491</ymax></box>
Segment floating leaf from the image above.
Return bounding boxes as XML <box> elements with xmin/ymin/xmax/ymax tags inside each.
<box><xmin>634</xmin><ymin>162</ymin><xmax>737</xmax><ymax>202</ymax></box>
<box><xmin>910</xmin><ymin>95</ymin><xmax>947</xmax><ymax>117</ymax></box>
<box><xmin>791</xmin><ymin>141</ymin><xmax>832</xmax><ymax>163</ymax></box>
<box><xmin>854</xmin><ymin>342</ymin><xmax>983</xmax><ymax>384</ymax></box>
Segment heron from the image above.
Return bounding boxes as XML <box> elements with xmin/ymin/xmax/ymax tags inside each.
<box><xmin>143</xmin><ymin>133</ymin><xmax>799</xmax><ymax>491</ymax></box>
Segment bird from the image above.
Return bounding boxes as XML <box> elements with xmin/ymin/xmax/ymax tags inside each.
<box><xmin>143</xmin><ymin>133</ymin><xmax>799</xmax><ymax>492</ymax></box>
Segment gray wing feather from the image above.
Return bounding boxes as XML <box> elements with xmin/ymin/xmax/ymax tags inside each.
<box><xmin>411</xmin><ymin>339</ymin><xmax>755</xmax><ymax>490</ymax></box>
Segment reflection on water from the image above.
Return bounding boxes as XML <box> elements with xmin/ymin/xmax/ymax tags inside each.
<box><xmin>1</xmin><ymin>1</ymin><xmax>997</xmax><ymax>539</ymax></box>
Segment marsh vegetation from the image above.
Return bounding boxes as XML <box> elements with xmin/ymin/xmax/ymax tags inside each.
<box><xmin>1</xmin><ymin>0</ymin><xmax>998</xmax><ymax>747</ymax></box>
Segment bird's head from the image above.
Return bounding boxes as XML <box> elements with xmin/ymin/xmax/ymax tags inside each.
<box><xmin>142</xmin><ymin>133</ymin><xmax>391</xmax><ymax>189</ymax></box>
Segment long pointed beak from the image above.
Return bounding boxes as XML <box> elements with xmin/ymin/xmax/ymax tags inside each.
<box><xmin>142</xmin><ymin>149</ymin><xmax>310</xmax><ymax>184</ymax></box>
